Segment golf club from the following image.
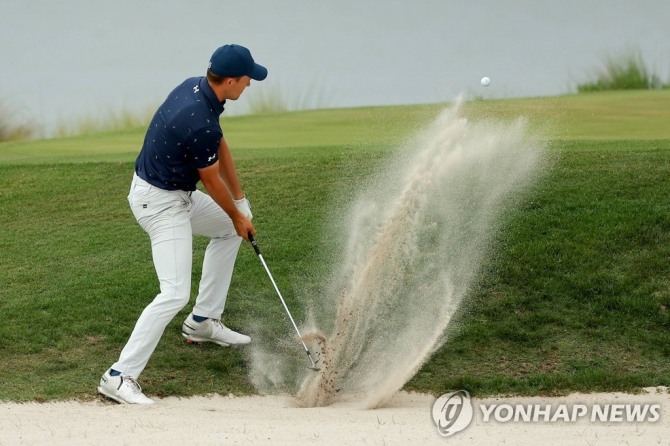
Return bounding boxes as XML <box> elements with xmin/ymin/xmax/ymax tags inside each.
<box><xmin>248</xmin><ymin>233</ymin><xmax>321</xmax><ymax>372</ymax></box>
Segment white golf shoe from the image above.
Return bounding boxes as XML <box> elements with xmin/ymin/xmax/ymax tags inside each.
<box><xmin>97</xmin><ymin>370</ymin><xmax>154</xmax><ymax>405</ymax></box>
<box><xmin>181</xmin><ymin>313</ymin><xmax>251</xmax><ymax>347</ymax></box>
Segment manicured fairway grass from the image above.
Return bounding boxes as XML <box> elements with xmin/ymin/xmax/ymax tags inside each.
<box><xmin>2</xmin><ymin>90</ymin><xmax>669</xmax><ymax>165</ymax></box>
<box><xmin>1</xmin><ymin>91</ymin><xmax>669</xmax><ymax>401</ymax></box>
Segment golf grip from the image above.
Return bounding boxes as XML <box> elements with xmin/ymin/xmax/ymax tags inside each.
<box><xmin>248</xmin><ymin>232</ymin><xmax>261</xmax><ymax>256</ymax></box>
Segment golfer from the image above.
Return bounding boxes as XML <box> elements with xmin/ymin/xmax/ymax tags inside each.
<box><xmin>98</xmin><ymin>44</ymin><xmax>267</xmax><ymax>405</ymax></box>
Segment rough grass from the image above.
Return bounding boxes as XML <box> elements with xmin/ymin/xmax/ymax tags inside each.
<box><xmin>0</xmin><ymin>102</ymin><xmax>34</xmax><ymax>142</ymax></box>
<box><xmin>408</xmin><ymin>140</ymin><xmax>670</xmax><ymax>396</ymax></box>
<box><xmin>577</xmin><ymin>49</ymin><xmax>669</xmax><ymax>92</ymax></box>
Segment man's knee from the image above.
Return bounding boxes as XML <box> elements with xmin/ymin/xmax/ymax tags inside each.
<box><xmin>154</xmin><ymin>289</ymin><xmax>191</xmax><ymax>312</ymax></box>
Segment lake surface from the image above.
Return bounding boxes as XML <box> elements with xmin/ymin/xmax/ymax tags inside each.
<box><xmin>1</xmin><ymin>0</ymin><xmax>669</xmax><ymax>136</ymax></box>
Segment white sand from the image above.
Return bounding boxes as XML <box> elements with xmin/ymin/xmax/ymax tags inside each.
<box><xmin>1</xmin><ymin>388</ymin><xmax>668</xmax><ymax>446</ymax></box>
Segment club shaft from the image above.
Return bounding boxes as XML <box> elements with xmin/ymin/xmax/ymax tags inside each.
<box><xmin>257</xmin><ymin>253</ymin><xmax>314</xmax><ymax>357</ymax></box>
<box><xmin>248</xmin><ymin>233</ymin><xmax>318</xmax><ymax>369</ymax></box>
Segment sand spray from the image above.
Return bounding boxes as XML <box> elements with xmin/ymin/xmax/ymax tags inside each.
<box><xmin>249</xmin><ymin>98</ymin><xmax>548</xmax><ymax>408</ymax></box>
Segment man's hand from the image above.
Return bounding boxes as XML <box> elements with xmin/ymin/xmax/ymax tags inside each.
<box><xmin>232</xmin><ymin>213</ymin><xmax>255</xmax><ymax>241</ymax></box>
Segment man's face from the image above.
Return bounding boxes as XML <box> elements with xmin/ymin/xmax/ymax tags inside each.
<box><xmin>226</xmin><ymin>76</ymin><xmax>251</xmax><ymax>100</ymax></box>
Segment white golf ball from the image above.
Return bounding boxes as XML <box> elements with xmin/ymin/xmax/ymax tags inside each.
<box><xmin>480</xmin><ymin>76</ymin><xmax>491</xmax><ymax>87</ymax></box>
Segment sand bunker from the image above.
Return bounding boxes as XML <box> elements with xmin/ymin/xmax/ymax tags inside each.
<box><xmin>2</xmin><ymin>389</ymin><xmax>668</xmax><ymax>445</ymax></box>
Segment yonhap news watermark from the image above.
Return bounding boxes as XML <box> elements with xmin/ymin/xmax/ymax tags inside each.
<box><xmin>432</xmin><ymin>390</ymin><xmax>661</xmax><ymax>437</ymax></box>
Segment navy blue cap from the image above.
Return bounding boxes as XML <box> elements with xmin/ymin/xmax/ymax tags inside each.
<box><xmin>208</xmin><ymin>44</ymin><xmax>268</xmax><ymax>81</ymax></box>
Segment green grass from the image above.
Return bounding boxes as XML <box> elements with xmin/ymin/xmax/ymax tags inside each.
<box><xmin>1</xmin><ymin>90</ymin><xmax>669</xmax><ymax>167</ymax></box>
<box><xmin>1</xmin><ymin>91</ymin><xmax>669</xmax><ymax>402</ymax></box>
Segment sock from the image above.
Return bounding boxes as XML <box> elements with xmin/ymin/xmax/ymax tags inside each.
<box><xmin>109</xmin><ymin>369</ymin><xmax>121</xmax><ymax>377</ymax></box>
<box><xmin>192</xmin><ymin>314</ymin><xmax>208</xmax><ymax>323</ymax></box>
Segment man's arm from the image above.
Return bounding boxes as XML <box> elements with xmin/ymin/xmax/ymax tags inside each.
<box><xmin>199</xmin><ymin>161</ymin><xmax>254</xmax><ymax>241</ymax></box>
<box><xmin>217</xmin><ymin>137</ymin><xmax>245</xmax><ymax>200</ymax></box>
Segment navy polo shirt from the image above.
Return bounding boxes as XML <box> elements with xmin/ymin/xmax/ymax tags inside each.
<box><xmin>135</xmin><ymin>77</ymin><xmax>225</xmax><ymax>191</ymax></box>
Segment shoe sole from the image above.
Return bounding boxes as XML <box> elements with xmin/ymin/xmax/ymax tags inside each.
<box><xmin>97</xmin><ymin>386</ymin><xmax>128</xmax><ymax>404</ymax></box>
<box><xmin>98</xmin><ymin>386</ymin><xmax>154</xmax><ymax>405</ymax></box>
<box><xmin>181</xmin><ymin>332</ymin><xmax>251</xmax><ymax>347</ymax></box>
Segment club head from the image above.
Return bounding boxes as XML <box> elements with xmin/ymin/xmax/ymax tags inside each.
<box><xmin>305</xmin><ymin>349</ymin><xmax>321</xmax><ymax>372</ymax></box>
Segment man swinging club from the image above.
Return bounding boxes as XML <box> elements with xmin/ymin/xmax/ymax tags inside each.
<box><xmin>98</xmin><ymin>44</ymin><xmax>267</xmax><ymax>405</ymax></box>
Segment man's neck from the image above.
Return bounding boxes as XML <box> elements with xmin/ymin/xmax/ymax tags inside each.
<box><xmin>207</xmin><ymin>79</ymin><xmax>227</xmax><ymax>102</ymax></box>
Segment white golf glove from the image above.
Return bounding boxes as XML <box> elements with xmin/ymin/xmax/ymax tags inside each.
<box><xmin>234</xmin><ymin>196</ymin><xmax>253</xmax><ymax>220</ymax></box>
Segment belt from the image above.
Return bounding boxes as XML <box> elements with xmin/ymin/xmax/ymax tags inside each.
<box><xmin>135</xmin><ymin>172</ymin><xmax>194</xmax><ymax>196</ymax></box>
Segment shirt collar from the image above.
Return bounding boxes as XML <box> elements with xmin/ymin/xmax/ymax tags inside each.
<box><xmin>199</xmin><ymin>77</ymin><xmax>225</xmax><ymax>115</ymax></box>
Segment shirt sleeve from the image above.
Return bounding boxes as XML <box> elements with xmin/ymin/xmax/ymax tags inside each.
<box><xmin>188</xmin><ymin>126</ymin><xmax>222</xmax><ymax>169</ymax></box>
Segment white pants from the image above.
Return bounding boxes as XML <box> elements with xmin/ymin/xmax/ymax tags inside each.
<box><xmin>112</xmin><ymin>174</ymin><xmax>242</xmax><ymax>377</ymax></box>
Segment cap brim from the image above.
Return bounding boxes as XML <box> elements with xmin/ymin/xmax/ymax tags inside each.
<box><xmin>249</xmin><ymin>64</ymin><xmax>268</xmax><ymax>81</ymax></box>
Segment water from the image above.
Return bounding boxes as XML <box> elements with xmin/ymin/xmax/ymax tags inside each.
<box><xmin>250</xmin><ymin>97</ymin><xmax>548</xmax><ymax>407</ymax></box>
<box><xmin>1</xmin><ymin>0</ymin><xmax>669</xmax><ymax>137</ymax></box>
